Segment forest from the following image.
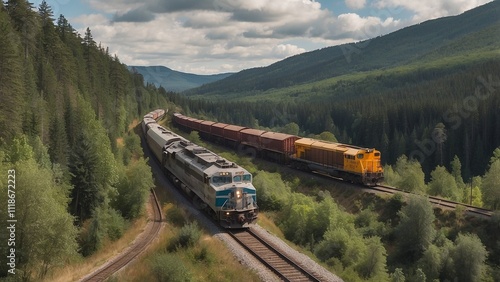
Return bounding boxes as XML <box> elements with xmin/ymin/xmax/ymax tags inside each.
<box><xmin>0</xmin><ymin>0</ymin><xmax>171</xmax><ymax>279</ymax></box>
<box><xmin>168</xmin><ymin>56</ymin><xmax>500</xmax><ymax>180</ymax></box>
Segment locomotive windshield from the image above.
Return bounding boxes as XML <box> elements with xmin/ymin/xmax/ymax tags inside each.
<box><xmin>212</xmin><ymin>175</ymin><xmax>232</xmax><ymax>184</ymax></box>
<box><xmin>233</xmin><ymin>174</ymin><xmax>252</xmax><ymax>183</ymax></box>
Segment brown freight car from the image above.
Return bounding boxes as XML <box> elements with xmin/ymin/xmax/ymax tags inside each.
<box><xmin>260</xmin><ymin>132</ymin><xmax>299</xmax><ymax>155</ymax></box>
<box><xmin>223</xmin><ymin>125</ymin><xmax>247</xmax><ymax>141</ymax></box>
<box><xmin>199</xmin><ymin>120</ymin><xmax>216</xmax><ymax>134</ymax></box>
<box><xmin>240</xmin><ymin>128</ymin><xmax>265</xmax><ymax>148</ymax></box>
<box><xmin>211</xmin><ymin>123</ymin><xmax>229</xmax><ymax>137</ymax></box>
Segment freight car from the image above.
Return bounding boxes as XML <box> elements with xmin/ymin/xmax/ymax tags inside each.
<box><xmin>173</xmin><ymin>113</ymin><xmax>384</xmax><ymax>185</ymax></box>
<box><xmin>143</xmin><ymin>110</ymin><xmax>258</xmax><ymax>228</ymax></box>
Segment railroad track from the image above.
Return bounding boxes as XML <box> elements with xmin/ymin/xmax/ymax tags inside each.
<box><xmin>80</xmin><ymin>190</ymin><xmax>163</xmax><ymax>282</ymax></box>
<box><xmin>373</xmin><ymin>184</ymin><xmax>493</xmax><ymax>217</ymax></box>
<box><xmin>228</xmin><ymin>228</ymin><xmax>322</xmax><ymax>282</ymax></box>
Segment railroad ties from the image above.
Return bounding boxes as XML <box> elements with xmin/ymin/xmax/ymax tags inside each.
<box><xmin>229</xmin><ymin>228</ymin><xmax>322</xmax><ymax>282</ymax></box>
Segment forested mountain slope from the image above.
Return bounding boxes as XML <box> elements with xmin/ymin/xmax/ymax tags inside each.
<box><xmin>129</xmin><ymin>65</ymin><xmax>232</xmax><ymax>92</ymax></box>
<box><xmin>0</xmin><ymin>1</ymin><xmax>169</xmax><ymax>279</ymax></box>
<box><xmin>185</xmin><ymin>0</ymin><xmax>500</xmax><ymax>96</ymax></box>
<box><xmin>174</xmin><ymin>1</ymin><xmax>500</xmax><ymax>178</ymax></box>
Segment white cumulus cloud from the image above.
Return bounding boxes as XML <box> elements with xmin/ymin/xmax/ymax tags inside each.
<box><xmin>345</xmin><ymin>0</ymin><xmax>367</xmax><ymax>10</ymax></box>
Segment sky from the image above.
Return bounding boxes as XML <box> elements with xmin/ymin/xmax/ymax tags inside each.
<box><xmin>34</xmin><ymin>0</ymin><xmax>493</xmax><ymax>75</ymax></box>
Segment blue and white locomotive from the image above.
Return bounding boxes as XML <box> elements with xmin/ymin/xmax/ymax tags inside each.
<box><xmin>143</xmin><ymin>110</ymin><xmax>258</xmax><ymax>228</ymax></box>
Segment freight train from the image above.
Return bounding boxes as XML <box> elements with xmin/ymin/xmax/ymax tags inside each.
<box><xmin>142</xmin><ymin>109</ymin><xmax>258</xmax><ymax>228</ymax></box>
<box><xmin>173</xmin><ymin>113</ymin><xmax>384</xmax><ymax>185</ymax></box>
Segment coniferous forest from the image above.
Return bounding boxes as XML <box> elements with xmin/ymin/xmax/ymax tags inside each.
<box><xmin>0</xmin><ymin>0</ymin><xmax>170</xmax><ymax>279</ymax></box>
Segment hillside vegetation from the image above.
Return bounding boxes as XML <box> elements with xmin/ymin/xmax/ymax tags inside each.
<box><xmin>174</xmin><ymin>1</ymin><xmax>500</xmax><ymax>178</ymax></box>
<box><xmin>0</xmin><ymin>1</ymin><xmax>171</xmax><ymax>279</ymax></box>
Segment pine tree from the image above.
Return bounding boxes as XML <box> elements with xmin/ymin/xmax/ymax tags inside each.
<box><xmin>69</xmin><ymin>135</ymin><xmax>101</xmax><ymax>221</ymax></box>
<box><xmin>5</xmin><ymin>0</ymin><xmax>38</xmax><ymax>60</ymax></box>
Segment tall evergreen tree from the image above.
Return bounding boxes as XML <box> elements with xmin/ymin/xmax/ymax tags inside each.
<box><xmin>5</xmin><ymin>0</ymin><xmax>38</xmax><ymax>59</ymax></box>
<box><xmin>69</xmin><ymin>135</ymin><xmax>100</xmax><ymax>221</ymax></box>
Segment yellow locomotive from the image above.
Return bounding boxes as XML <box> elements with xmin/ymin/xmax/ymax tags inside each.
<box><xmin>292</xmin><ymin>138</ymin><xmax>383</xmax><ymax>185</ymax></box>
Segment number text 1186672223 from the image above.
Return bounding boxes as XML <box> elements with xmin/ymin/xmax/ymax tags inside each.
<box><xmin>7</xmin><ymin>169</ymin><xmax>16</xmax><ymax>275</ymax></box>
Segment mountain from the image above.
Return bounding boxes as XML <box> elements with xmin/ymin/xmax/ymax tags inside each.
<box><xmin>128</xmin><ymin>65</ymin><xmax>233</xmax><ymax>92</ymax></box>
<box><xmin>185</xmin><ymin>0</ymin><xmax>500</xmax><ymax>98</ymax></box>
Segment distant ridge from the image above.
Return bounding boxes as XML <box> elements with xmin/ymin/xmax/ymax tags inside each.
<box><xmin>128</xmin><ymin>65</ymin><xmax>233</xmax><ymax>92</ymax></box>
<box><xmin>184</xmin><ymin>0</ymin><xmax>500</xmax><ymax>97</ymax></box>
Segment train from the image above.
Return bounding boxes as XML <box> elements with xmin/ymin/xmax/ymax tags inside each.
<box><xmin>142</xmin><ymin>109</ymin><xmax>258</xmax><ymax>228</ymax></box>
<box><xmin>173</xmin><ymin>113</ymin><xmax>384</xmax><ymax>185</ymax></box>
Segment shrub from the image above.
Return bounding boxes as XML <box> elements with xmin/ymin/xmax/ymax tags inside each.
<box><xmin>168</xmin><ymin>222</ymin><xmax>202</xmax><ymax>251</ymax></box>
<box><xmin>150</xmin><ymin>252</ymin><xmax>192</xmax><ymax>282</ymax></box>
<box><xmin>166</xmin><ymin>206</ymin><xmax>188</xmax><ymax>227</ymax></box>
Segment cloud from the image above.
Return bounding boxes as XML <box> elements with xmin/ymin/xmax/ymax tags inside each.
<box><xmin>373</xmin><ymin>0</ymin><xmax>492</xmax><ymax>22</ymax></box>
<box><xmin>113</xmin><ymin>6</ymin><xmax>155</xmax><ymax>22</ymax></box>
<box><xmin>74</xmin><ymin>0</ymin><xmax>491</xmax><ymax>74</ymax></box>
<box><xmin>271</xmin><ymin>44</ymin><xmax>306</xmax><ymax>58</ymax></box>
<box><xmin>345</xmin><ymin>0</ymin><xmax>366</xmax><ymax>10</ymax></box>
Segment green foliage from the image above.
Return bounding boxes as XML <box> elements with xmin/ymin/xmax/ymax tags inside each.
<box><xmin>166</xmin><ymin>206</ymin><xmax>189</xmax><ymax>227</ymax></box>
<box><xmin>79</xmin><ymin>206</ymin><xmax>126</xmax><ymax>256</ymax></box>
<box><xmin>5</xmin><ymin>135</ymin><xmax>34</xmax><ymax>164</ymax></box>
<box><xmin>252</xmin><ymin>171</ymin><xmax>291</xmax><ymax>210</ymax></box>
<box><xmin>450</xmin><ymin>233</ymin><xmax>488</xmax><ymax>282</ymax></box>
<box><xmin>282</xmin><ymin>122</ymin><xmax>299</xmax><ymax>135</ymax></box>
<box><xmin>418</xmin><ymin>244</ymin><xmax>443</xmax><ymax>281</ymax></box>
<box><xmin>69</xmin><ymin>95</ymin><xmax>118</xmax><ymax>222</ymax></box>
<box><xmin>150</xmin><ymin>252</ymin><xmax>192</xmax><ymax>282</ymax></box>
<box><xmin>355</xmin><ymin>207</ymin><xmax>388</xmax><ymax>237</ymax></box>
<box><xmin>489</xmin><ymin>147</ymin><xmax>500</xmax><ymax>165</ymax></box>
<box><xmin>168</xmin><ymin>222</ymin><xmax>202</xmax><ymax>251</ymax></box>
<box><xmin>482</xmin><ymin>159</ymin><xmax>500</xmax><ymax>209</ymax></box>
<box><xmin>106</xmin><ymin>208</ymin><xmax>127</xmax><ymax>241</ymax></box>
<box><xmin>0</xmin><ymin>155</ymin><xmax>78</xmax><ymax>279</ymax></box>
<box><xmin>390</xmin><ymin>268</ymin><xmax>405</xmax><ymax>282</ymax></box>
<box><xmin>122</xmin><ymin>132</ymin><xmax>142</xmax><ymax>164</ymax></box>
<box><xmin>428</xmin><ymin>166</ymin><xmax>461</xmax><ymax>201</ymax></box>
<box><xmin>113</xmin><ymin>158</ymin><xmax>154</xmax><ymax>219</ymax></box>
<box><xmin>279</xmin><ymin>194</ymin><xmax>315</xmax><ymax>245</ymax></box>
<box><xmin>355</xmin><ymin>236</ymin><xmax>388</xmax><ymax>280</ymax></box>
<box><xmin>451</xmin><ymin>155</ymin><xmax>465</xmax><ymax>189</ymax></box>
<box><xmin>395</xmin><ymin>195</ymin><xmax>436</xmax><ymax>259</ymax></box>
<box><xmin>385</xmin><ymin>156</ymin><xmax>426</xmax><ymax>193</ymax></box>
<box><xmin>0</xmin><ymin>6</ymin><xmax>24</xmax><ymax>140</ymax></box>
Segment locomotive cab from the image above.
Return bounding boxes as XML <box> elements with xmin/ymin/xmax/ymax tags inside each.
<box><xmin>211</xmin><ymin>171</ymin><xmax>258</xmax><ymax>228</ymax></box>
<box><xmin>343</xmin><ymin>148</ymin><xmax>384</xmax><ymax>185</ymax></box>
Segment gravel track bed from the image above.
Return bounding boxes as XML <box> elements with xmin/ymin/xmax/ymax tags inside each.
<box><xmin>250</xmin><ymin>225</ymin><xmax>343</xmax><ymax>281</ymax></box>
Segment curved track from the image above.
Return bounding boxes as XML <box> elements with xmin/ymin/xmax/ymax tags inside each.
<box><xmin>80</xmin><ymin>190</ymin><xmax>163</xmax><ymax>282</ymax></box>
<box><xmin>372</xmin><ymin>184</ymin><xmax>493</xmax><ymax>217</ymax></box>
<box><xmin>228</xmin><ymin>228</ymin><xmax>322</xmax><ymax>282</ymax></box>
